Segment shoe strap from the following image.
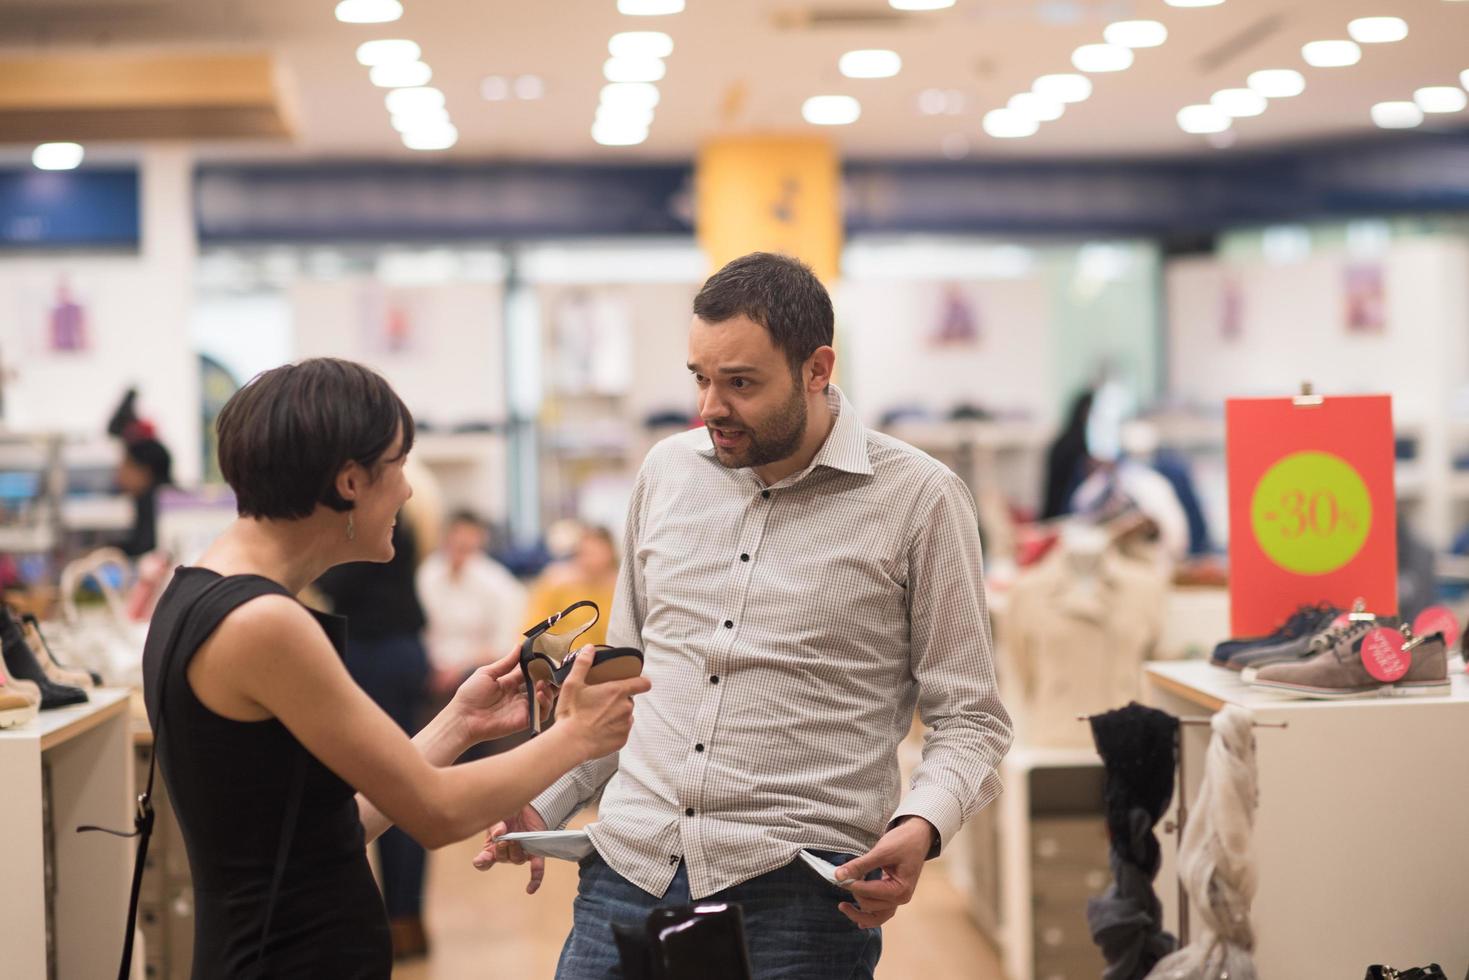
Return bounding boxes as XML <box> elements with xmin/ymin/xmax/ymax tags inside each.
<box><xmin>523</xmin><ymin>600</ymin><xmax>601</xmax><ymax>644</ymax></box>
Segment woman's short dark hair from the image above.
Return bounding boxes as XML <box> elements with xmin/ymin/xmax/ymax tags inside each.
<box><xmin>217</xmin><ymin>358</ymin><xmax>415</xmax><ymax>520</ymax></box>
<box><xmin>692</xmin><ymin>252</ymin><xmax>834</xmax><ymax>378</ymax></box>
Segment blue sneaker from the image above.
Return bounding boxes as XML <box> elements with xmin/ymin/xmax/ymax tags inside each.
<box><xmin>1209</xmin><ymin>602</ymin><xmax>1339</xmax><ymax>668</ymax></box>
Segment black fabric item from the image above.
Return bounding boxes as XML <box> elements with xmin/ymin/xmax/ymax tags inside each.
<box><xmin>143</xmin><ymin>567</ymin><xmax>391</xmax><ymax>979</ymax></box>
<box><xmin>315</xmin><ymin>519</ymin><xmax>425</xmax><ymax>640</ymax></box>
<box><xmin>1086</xmin><ymin>702</ymin><xmax>1179</xmax><ymax>980</ymax></box>
<box><xmin>0</xmin><ymin>609</ymin><xmax>87</xmax><ymax>709</ymax></box>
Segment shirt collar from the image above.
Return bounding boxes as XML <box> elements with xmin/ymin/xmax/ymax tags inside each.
<box><xmin>698</xmin><ymin>384</ymin><xmax>874</xmax><ymax>482</ymax></box>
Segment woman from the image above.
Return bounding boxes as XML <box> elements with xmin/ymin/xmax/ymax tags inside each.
<box><xmin>142</xmin><ymin>358</ymin><xmax>649</xmax><ymax>978</ymax></box>
<box><xmin>523</xmin><ymin>525</ymin><xmax>618</xmax><ymax>646</ymax></box>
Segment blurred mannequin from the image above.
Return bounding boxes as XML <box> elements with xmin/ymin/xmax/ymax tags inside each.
<box><xmin>522</xmin><ymin>525</ymin><xmax>618</xmax><ymax>647</ymax></box>
<box><xmin>418</xmin><ymin>511</ymin><xmax>527</xmax><ymax>697</ymax></box>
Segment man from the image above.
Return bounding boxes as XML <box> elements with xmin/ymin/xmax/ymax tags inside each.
<box><xmin>478</xmin><ymin>252</ymin><xmax>1012</xmax><ymax>979</ymax></box>
<box><xmin>418</xmin><ymin>510</ymin><xmax>527</xmax><ymax>697</ymax></box>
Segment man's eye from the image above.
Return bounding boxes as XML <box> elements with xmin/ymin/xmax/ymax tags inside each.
<box><xmin>731</xmin><ymin>378</ymin><xmax>747</xmax><ymax>389</ymax></box>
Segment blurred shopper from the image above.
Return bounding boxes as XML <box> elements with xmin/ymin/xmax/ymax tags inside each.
<box><xmin>418</xmin><ymin>510</ymin><xmax>527</xmax><ymax>697</ymax></box>
<box><xmin>315</xmin><ymin>517</ymin><xmax>435</xmax><ymax>959</ymax></box>
<box><xmin>478</xmin><ymin>254</ymin><xmax>1012</xmax><ymax>980</ymax></box>
<box><xmin>1042</xmin><ymin>387</ymin><xmax>1095</xmax><ymax>520</ymax></box>
<box><xmin>140</xmin><ymin>358</ymin><xmax>647</xmax><ymax>979</ymax></box>
<box><xmin>107</xmin><ymin>388</ymin><xmax>174</xmax><ymax>557</ymax></box>
<box><xmin>521</xmin><ymin>524</ymin><xmax>617</xmax><ymax>647</ymax></box>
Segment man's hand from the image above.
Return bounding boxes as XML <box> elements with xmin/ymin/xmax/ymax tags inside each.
<box><xmin>831</xmin><ymin>817</ymin><xmax>938</xmax><ymax>928</ymax></box>
<box><xmin>472</xmin><ymin>804</ymin><xmax>549</xmax><ymax>894</ymax></box>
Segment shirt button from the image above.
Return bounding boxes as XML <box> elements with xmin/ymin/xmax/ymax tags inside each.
<box><xmin>710</xmin><ymin>675</ymin><xmax>720</xmax><ymax>684</ymax></box>
<box><xmin>761</xmin><ymin>490</ymin><xmax>770</xmax><ymax>499</ymax></box>
<box><xmin>685</xmin><ymin>808</ymin><xmax>695</xmax><ymax>817</ymax></box>
<box><xmin>695</xmin><ymin>743</ymin><xmax>705</xmax><ymax>753</ymax></box>
<box><xmin>740</xmin><ymin>553</ymin><xmax>749</xmax><ymax>562</ymax></box>
<box><xmin>724</xmin><ymin>620</ymin><xmax>733</xmax><ymax>629</ymax></box>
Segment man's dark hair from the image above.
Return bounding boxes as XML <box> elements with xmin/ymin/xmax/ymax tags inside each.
<box><xmin>216</xmin><ymin>358</ymin><xmax>415</xmax><ymax>520</ymax></box>
<box><xmin>449</xmin><ymin>509</ymin><xmax>486</xmax><ymax>529</ymax></box>
<box><xmin>124</xmin><ymin>438</ymin><xmax>172</xmax><ymax>487</ymax></box>
<box><xmin>692</xmin><ymin>252</ymin><xmax>834</xmax><ymax>378</ymax></box>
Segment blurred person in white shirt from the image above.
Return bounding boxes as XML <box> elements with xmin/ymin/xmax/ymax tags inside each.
<box><xmin>417</xmin><ymin>510</ymin><xmax>527</xmax><ymax>696</ymax></box>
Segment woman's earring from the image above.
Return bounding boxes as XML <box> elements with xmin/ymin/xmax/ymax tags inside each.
<box><xmin>346</xmin><ymin>512</ymin><xmax>355</xmax><ymax>541</ymax></box>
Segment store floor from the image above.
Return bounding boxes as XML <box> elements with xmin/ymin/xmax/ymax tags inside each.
<box><xmin>391</xmin><ymin>821</ymin><xmax>1003</xmax><ymax>979</ymax></box>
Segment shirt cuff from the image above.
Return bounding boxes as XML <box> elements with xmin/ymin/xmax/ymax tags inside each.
<box><xmin>532</xmin><ymin>774</ymin><xmax>589</xmax><ymax>831</ymax></box>
<box><xmin>890</xmin><ymin>786</ymin><xmax>966</xmax><ymax>859</ymax></box>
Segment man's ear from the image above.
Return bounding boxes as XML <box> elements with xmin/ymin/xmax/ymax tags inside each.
<box><xmin>806</xmin><ymin>346</ymin><xmax>836</xmax><ymax>392</ymax></box>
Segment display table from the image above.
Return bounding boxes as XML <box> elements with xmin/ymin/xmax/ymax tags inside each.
<box><xmin>0</xmin><ymin>688</ymin><xmax>134</xmax><ymax>979</ymax></box>
<box><xmin>1144</xmin><ymin>660</ymin><xmax>1469</xmax><ymax>976</ymax></box>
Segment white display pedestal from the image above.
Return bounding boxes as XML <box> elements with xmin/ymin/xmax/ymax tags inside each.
<box><xmin>994</xmin><ymin>746</ymin><xmax>1107</xmax><ymax>980</ymax></box>
<box><xmin>0</xmin><ymin>688</ymin><xmax>134</xmax><ymax>980</ymax></box>
<box><xmin>1144</xmin><ymin>660</ymin><xmax>1469</xmax><ymax>976</ymax></box>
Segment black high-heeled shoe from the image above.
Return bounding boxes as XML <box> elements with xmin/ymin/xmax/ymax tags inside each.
<box><xmin>520</xmin><ymin>600</ymin><xmax>644</xmax><ymax>734</ymax></box>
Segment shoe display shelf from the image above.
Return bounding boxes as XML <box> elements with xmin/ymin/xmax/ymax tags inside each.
<box><xmin>0</xmin><ymin>687</ymin><xmax>133</xmax><ymax>979</ymax></box>
<box><xmin>1144</xmin><ymin>659</ymin><xmax>1469</xmax><ymax>976</ymax></box>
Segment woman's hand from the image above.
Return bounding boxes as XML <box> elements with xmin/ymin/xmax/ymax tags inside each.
<box><xmin>554</xmin><ymin>646</ymin><xmax>650</xmax><ymax>761</ymax></box>
<box><xmin>449</xmin><ymin>648</ymin><xmax>551</xmax><ymax>745</ymax></box>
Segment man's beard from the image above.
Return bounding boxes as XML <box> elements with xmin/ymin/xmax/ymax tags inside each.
<box><xmin>707</xmin><ymin>380</ymin><xmax>807</xmax><ymax>471</ymax></box>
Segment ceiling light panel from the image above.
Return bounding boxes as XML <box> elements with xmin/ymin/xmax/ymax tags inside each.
<box><xmin>335</xmin><ymin>0</ymin><xmax>402</xmax><ymax>23</ymax></box>
<box><xmin>1033</xmin><ymin>73</ymin><xmax>1092</xmax><ymax>103</ymax></box>
<box><xmin>1302</xmin><ymin>40</ymin><xmax>1362</xmax><ymax>68</ymax></box>
<box><xmin>609</xmin><ymin>31</ymin><xmax>674</xmax><ymax>58</ymax></box>
<box><xmin>370</xmin><ymin>61</ymin><xmax>432</xmax><ymax>87</ymax></box>
<box><xmin>1347</xmin><ymin>17</ymin><xmax>1408</xmax><ymax>43</ymax></box>
<box><xmin>1248</xmin><ymin>69</ymin><xmax>1305</xmax><ymax>98</ymax></box>
<box><xmin>1414</xmin><ymin>86</ymin><xmax>1467</xmax><ymax>113</ymax></box>
<box><xmin>32</xmin><ymin>142</ymin><xmax>84</xmax><ymax>170</ymax></box>
<box><xmin>1072</xmin><ymin>44</ymin><xmax>1134</xmax><ymax>73</ymax></box>
<box><xmin>1212</xmin><ymin>88</ymin><xmax>1267</xmax><ymax>117</ymax></box>
<box><xmin>982</xmin><ymin>108</ymin><xmax>1038</xmax><ymax>138</ymax></box>
<box><xmin>803</xmin><ymin>95</ymin><xmax>861</xmax><ymax>125</ymax></box>
<box><xmin>617</xmin><ymin>0</ymin><xmax>684</xmax><ymax>14</ymax></box>
<box><xmin>1008</xmin><ymin>92</ymin><xmax>1064</xmax><ymax>121</ymax></box>
<box><xmin>839</xmin><ymin>49</ymin><xmax>902</xmax><ymax>79</ymax></box>
<box><xmin>604</xmin><ymin>56</ymin><xmax>666</xmax><ymax>83</ymax></box>
<box><xmin>1103</xmin><ymin>20</ymin><xmax>1168</xmax><ymax>48</ymax></box>
<box><xmin>356</xmin><ymin>40</ymin><xmax>420</xmax><ymax>66</ymax></box>
<box><xmin>1371</xmin><ymin>101</ymin><xmax>1423</xmax><ymax>128</ymax></box>
<box><xmin>1177</xmin><ymin>104</ymin><xmax>1231</xmax><ymax>134</ymax></box>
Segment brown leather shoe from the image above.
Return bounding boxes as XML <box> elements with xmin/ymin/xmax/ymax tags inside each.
<box><xmin>1252</xmin><ymin>631</ymin><xmax>1449</xmax><ymax>699</ymax></box>
<box><xmin>389</xmin><ymin>915</ymin><xmax>429</xmax><ymax>961</ymax></box>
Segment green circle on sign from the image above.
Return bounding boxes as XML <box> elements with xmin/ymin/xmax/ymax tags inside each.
<box><xmin>1250</xmin><ymin>450</ymin><xmax>1372</xmax><ymax>576</ymax></box>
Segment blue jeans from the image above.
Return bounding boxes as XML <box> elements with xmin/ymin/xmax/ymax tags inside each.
<box><xmin>556</xmin><ymin>851</ymin><xmax>882</xmax><ymax>980</ymax></box>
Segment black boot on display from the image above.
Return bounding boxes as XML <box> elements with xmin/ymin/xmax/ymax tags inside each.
<box><xmin>0</xmin><ymin>609</ymin><xmax>87</xmax><ymax>710</ymax></box>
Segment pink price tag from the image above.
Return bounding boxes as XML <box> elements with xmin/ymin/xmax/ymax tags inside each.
<box><xmin>1413</xmin><ymin>606</ymin><xmax>1461</xmax><ymax>649</ymax></box>
<box><xmin>1360</xmin><ymin>627</ymin><xmax>1411</xmax><ymax>683</ymax></box>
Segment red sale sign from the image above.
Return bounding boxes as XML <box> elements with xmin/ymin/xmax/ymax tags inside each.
<box><xmin>1226</xmin><ymin>394</ymin><xmax>1397</xmax><ymax>637</ymax></box>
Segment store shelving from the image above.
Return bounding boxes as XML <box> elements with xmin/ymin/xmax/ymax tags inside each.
<box><xmin>0</xmin><ymin>688</ymin><xmax>134</xmax><ymax>979</ymax></box>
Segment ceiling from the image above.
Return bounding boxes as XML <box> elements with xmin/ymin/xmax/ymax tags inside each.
<box><xmin>0</xmin><ymin>0</ymin><xmax>1466</xmax><ymax>162</ymax></box>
